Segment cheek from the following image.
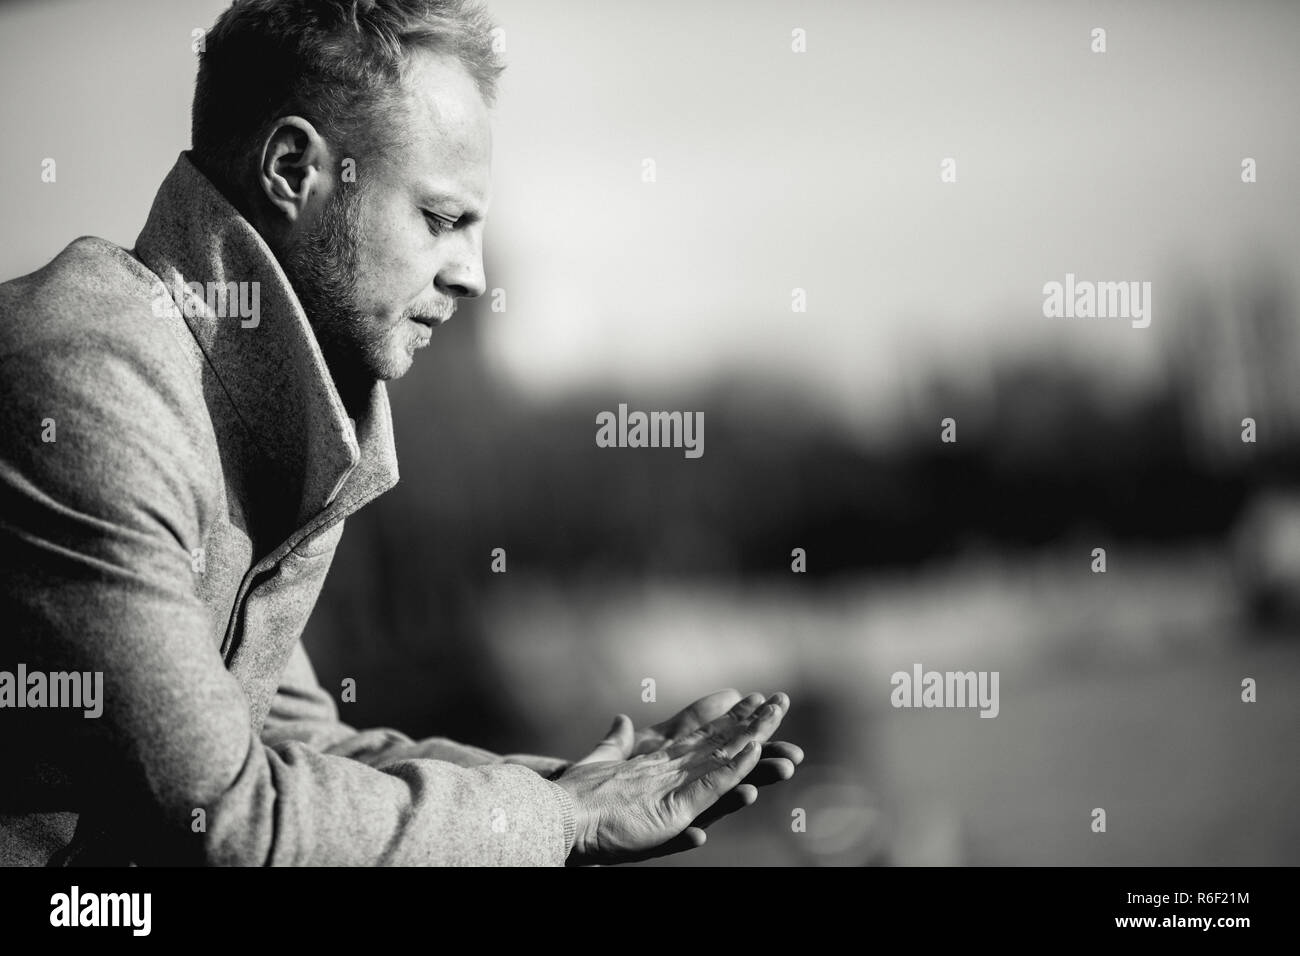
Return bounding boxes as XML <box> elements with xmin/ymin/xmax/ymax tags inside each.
<box><xmin>353</xmin><ymin>222</ymin><xmax>430</xmax><ymax>315</ymax></box>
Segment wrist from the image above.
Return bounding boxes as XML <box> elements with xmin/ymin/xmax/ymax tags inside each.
<box><xmin>546</xmin><ymin>779</ymin><xmax>578</xmax><ymax>861</ymax></box>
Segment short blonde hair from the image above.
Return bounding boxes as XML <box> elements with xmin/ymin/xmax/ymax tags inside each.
<box><xmin>191</xmin><ymin>0</ymin><xmax>505</xmax><ymax>197</ymax></box>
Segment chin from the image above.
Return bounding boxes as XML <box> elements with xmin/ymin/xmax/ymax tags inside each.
<box><xmin>377</xmin><ymin>350</ymin><xmax>415</xmax><ymax>382</ymax></box>
<box><xmin>356</xmin><ymin>333</ymin><xmax>415</xmax><ymax>383</ymax></box>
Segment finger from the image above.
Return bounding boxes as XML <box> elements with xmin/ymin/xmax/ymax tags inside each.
<box><xmin>574</xmin><ymin>714</ymin><xmax>635</xmax><ymax>766</ymax></box>
<box><xmin>675</xmin><ymin>715</ymin><xmax>773</xmax><ymax>774</ymax></box>
<box><xmin>737</xmin><ymin>698</ymin><xmax>787</xmax><ymax>749</ymax></box>
<box><xmin>761</xmin><ymin>740</ymin><xmax>804</xmax><ymax>766</ymax></box>
<box><xmin>665</xmin><ymin>692</ymin><xmax>766</xmax><ymax>758</ymax></box>
<box><xmin>722</xmin><ymin>692</ymin><xmax>767</xmax><ymax>731</ymax></box>
<box><xmin>691</xmin><ymin>783</ymin><xmax>757</xmax><ymax>830</ymax></box>
<box><xmin>660</xmin><ymin>688</ymin><xmax>746</xmax><ymax>739</ymax></box>
<box><xmin>741</xmin><ymin>757</ymin><xmax>796</xmax><ymax>787</ymax></box>
<box><xmin>675</xmin><ymin>739</ymin><xmax>764</xmax><ymax>815</ymax></box>
<box><xmin>609</xmin><ymin>826</ymin><xmax>708</xmax><ymax>865</ymax></box>
<box><xmin>688</xmin><ymin>691</ymin><xmax>765</xmax><ymax>741</ymax></box>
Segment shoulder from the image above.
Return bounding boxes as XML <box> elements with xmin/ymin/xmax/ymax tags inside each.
<box><xmin>0</xmin><ymin>237</ymin><xmax>220</xmax><ymax>544</ymax></box>
<box><xmin>0</xmin><ymin>236</ymin><xmax>190</xmax><ymax>367</ymax></box>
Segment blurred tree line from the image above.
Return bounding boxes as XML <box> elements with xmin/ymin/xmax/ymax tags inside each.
<box><xmin>305</xmin><ymin>260</ymin><xmax>1292</xmax><ymax>742</ymax></box>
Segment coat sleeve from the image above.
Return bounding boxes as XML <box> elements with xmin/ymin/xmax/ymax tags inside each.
<box><xmin>0</xmin><ymin>325</ymin><xmax>575</xmax><ymax>866</ymax></box>
<box><xmin>260</xmin><ymin>641</ymin><xmax>573</xmax><ymax>779</ymax></box>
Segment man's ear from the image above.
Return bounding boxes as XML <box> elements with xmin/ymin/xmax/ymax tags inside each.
<box><xmin>257</xmin><ymin>117</ymin><xmax>333</xmax><ymax>225</ymax></box>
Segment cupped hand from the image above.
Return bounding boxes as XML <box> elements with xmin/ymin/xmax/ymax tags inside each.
<box><xmin>554</xmin><ymin>723</ymin><xmax>764</xmax><ymax>865</ymax></box>
<box><xmin>564</xmin><ymin>688</ymin><xmax>804</xmax><ymax>862</ymax></box>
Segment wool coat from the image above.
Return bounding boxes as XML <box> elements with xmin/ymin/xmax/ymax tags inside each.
<box><xmin>0</xmin><ymin>152</ymin><xmax>576</xmax><ymax>866</ymax></box>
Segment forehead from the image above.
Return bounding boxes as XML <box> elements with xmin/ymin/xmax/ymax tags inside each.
<box><xmin>383</xmin><ymin>49</ymin><xmax>492</xmax><ymax>208</ymax></box>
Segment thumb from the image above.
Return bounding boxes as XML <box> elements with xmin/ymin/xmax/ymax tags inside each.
<box><xmin>575</xmin><ymin>714</ymin><xmax>635</xmax><ymax>765</ymax></box>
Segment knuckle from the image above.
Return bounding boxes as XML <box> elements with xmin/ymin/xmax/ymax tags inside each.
<box><xmin>657</xmin><ymin>793</ymin><xmax>684</xmax><ymax>829</ymax></box>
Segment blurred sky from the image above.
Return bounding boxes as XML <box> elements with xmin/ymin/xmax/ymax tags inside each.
<box><xmin>1</xmin><ymin>0</ymin><xmax>1297</xmax><ymax>431</ymax></box>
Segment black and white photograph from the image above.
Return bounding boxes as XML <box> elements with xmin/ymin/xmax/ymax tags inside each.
<box><xmin>0</xmin><ymin>0</ymin><xmax>1295</xmax><ymax>936</ymax></box>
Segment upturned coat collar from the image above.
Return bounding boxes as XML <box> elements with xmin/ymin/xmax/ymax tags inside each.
<box><xmin>132</xmin><ymin>151</ymin><xmax>399</xmax><ymax>533</ymax></box>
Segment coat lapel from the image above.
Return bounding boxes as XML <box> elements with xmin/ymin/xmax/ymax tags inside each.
<box><xmin>132</xmin><ymin>151</ymin><xmax>399</xmax><ymax>539</ymax></box>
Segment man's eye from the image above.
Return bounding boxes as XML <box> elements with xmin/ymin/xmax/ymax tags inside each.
<box><xmin>424</xmin><ymin>212</ymin><xmax>456</xmax><ymax>237</ymax></box>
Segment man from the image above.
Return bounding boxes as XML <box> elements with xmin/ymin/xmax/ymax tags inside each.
<box><xmin>0</xmin><ymin>0</ymin><xmax>801</xmax><ymax>866</ymax></box>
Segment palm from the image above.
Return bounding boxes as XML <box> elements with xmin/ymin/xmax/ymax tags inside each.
<box><xmin>565</xmin><ymin>688</ymin><xmax>804</xmax><ymax>862</ymax></box>
<box><xmin>634</xmin><ymin>690</ymin><xmax>802</xmax><ymax>781</ymax></box>
<box><xmin>632</xmin><ymin>689</ymin><xmax>755</xmax><ymax>756</ymax></box>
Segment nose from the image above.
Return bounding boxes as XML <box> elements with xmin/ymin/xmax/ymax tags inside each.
<box><xmin>435</xmin><ymin>227</ymin><xmax>486</xmax><ymax>300</ymax></box>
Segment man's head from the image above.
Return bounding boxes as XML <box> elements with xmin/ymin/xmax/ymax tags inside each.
<box><xmin>191</xmin><ymin>0</ymin><xmax>503</xmax><ymax>406</ymax></box>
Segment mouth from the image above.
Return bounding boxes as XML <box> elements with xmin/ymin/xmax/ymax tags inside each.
<box><xmin>409</xmin><ymin>308</ymin><xmax>453</xmax><ymax>329</ymax></box>
<box><xmin>406</xmin><ymin>314</ymin><xmax>434</xmax><ymax>346</ymax></box>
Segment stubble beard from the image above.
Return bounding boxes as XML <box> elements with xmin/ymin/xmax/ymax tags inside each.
<box><xmin>283</xmin><ymin>181</ymin><xmax>399</xmax><ymax>414</ymax></box>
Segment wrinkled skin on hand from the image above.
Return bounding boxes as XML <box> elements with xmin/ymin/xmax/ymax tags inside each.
<box><xmin>558</xmin><ymin>689</ymin><xmax>803</xmax><ymax>865</ymax></box>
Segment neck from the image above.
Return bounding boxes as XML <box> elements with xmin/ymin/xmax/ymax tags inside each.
<box><xmin>320</xmin><ymin>352</ymin><xmax>374</xmax><ymax>422</ymax></box>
